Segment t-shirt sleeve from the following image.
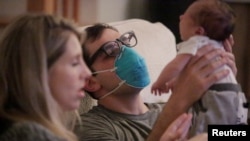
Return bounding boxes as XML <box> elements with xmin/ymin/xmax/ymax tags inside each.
<box><xmin>74</xmin><ymin>116</ymin><xmax>117</xmax><ymax>141</ymax></box>
<box><xmin>177</xmin><ymin>37</ymin><xmax>200</xmax><ymax>55</ymax></box>
<box><xmin>177</xmin><ymin>36</ymin><xmax>211</xmax><ymax>55</ymax></box>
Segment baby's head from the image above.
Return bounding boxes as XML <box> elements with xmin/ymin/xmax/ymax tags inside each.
<box><xmin>179</xmin><ymin>0</ymin><xmax>236</xmax><ymax>41</ymax></box>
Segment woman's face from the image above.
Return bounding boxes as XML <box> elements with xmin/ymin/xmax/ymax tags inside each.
<box><xmin>49</xmin><ymin>33</ymin><xmax>91</xmax><ymax>111</ymax></box>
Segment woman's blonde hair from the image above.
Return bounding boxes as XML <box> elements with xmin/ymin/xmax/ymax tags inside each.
<box><xmin>0</xmin><ymin>13</ymin><xmax>82</xmax><ymax>141</ymax></box>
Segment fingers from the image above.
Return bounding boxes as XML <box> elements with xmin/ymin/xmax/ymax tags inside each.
<box><xmin>151</xmin><ymin>88</ymin><xmax>162</xmax><ymax>96</ymax></box>
<box><xmin>193</xmin><ymin>56</ymin><xmax>230</xmax><ymax>90</ymax></box>
<box><xmin>176</xmin><ymin>114</ymin><xmax>193</xmax><ymax>140</ymax></box>
<box><xmin>188</xmin><ymin>133</ymin><xmax>208</xmax><ymax>141</ymax></box>
<box><xmin>189</xmin><ymin>43</ymin><xmax>236</xmax><ymax>78</ymax></box>
<box><xmin>226</xmin><ymin>58</ymin><xmax>237</xmax><ymax>76</ymax></box>
<box><xmin>151</xmin><ymin>83</ymin><xmax>171</xmax><ymax>95</ymax></box>
<box><xmin>229</xmin><ymin>34</ymin><xmax>234</xmax><ymax>46</ymax></box>
<box><xmin>222</xmin><ymin>51</ymin><xmax>235</xmax><ymax>61</ymax></box>
<box><xmin>221</xmin><ymin>36</ymin><xmax>237</xmax><ymax>77</ymax></box>
<box><xmin>188</xmin><ymin>47</ymin><xmax>224</xmax><ymax>71</ymax></box>
<box><xmin>151</xmin><ymin>88</ymin><xmax>155</xmax><ymax>95</ymax></box>
<box><xmin>205</xmin><ymin>68</ymin><xmax>230</xmax><ymax>87</ymax></box>
<box><xmin>199</xmin><ymin>57</ymin><xmax>228</xmax><ymax>78</ymax></box>
<box><xmin>223</xmin><ymin>40</ymin><xmax>232</xmax><ymax>53</ymax></box>
<box><xmin>223</xmin><ymin>35</ymin><xmax>234</xmax><ymax>53</ymax></box>
<box><xmin>159</xmin><ymin>113</ymin><xmax>193</xmax><ymax>141</ymax></box>
<box><xmin>167</xmin><ymin>113</ymin><xmax>192</xmax><ymax>136</ymax></box>
<box><xmin>188</xmin><ymin>45</ymin><xmax>214</xmax><ymax>65</ymax></box>
<box><xmin>172</xmin><ymin>113</ymin><xmax>191</xmax><ymax>129</ymax></box>
<box><xmin>221</xmin><ymin>52</ymin><xmax>237</xmax><ymax>76</ymax></box>
<box><xmin>151</xmin><ymin>84</ymin><xmax>158</xmax><ymax>95</ymax></box>
<box><xmin>172</xmin><ymin>46</ymin><xmax>231</xmax><ymax>104</ymax></box>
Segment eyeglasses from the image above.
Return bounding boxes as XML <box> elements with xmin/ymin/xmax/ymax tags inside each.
<box><xmin>87</xmin><ymin>31</ymin><xmax>137</xmax><ymax>66</ymax></box>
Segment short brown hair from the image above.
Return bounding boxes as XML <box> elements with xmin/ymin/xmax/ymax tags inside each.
<box><xmin>82</xmin><ymin>23</ymin><xmax>118</xmax><ymax>67</ymax></box>
<box><xmin>191</xmin><ymin>0</ymin><xmax>236</xmax><ymax>41</ymax></box>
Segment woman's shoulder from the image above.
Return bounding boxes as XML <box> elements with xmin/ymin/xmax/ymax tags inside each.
<box><xmin>0</xmin><ymin>121</ymin><xmax>66</xmax><ymax>141</ymax></box>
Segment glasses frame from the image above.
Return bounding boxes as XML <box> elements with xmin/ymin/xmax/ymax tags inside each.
<box><xmin>87</xmin><ymin>31</ymin><xmax>137</xmax><ymax>66</ymax></box>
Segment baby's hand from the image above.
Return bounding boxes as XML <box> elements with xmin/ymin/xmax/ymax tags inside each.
<box><xmin>151</xmin><ymin>82</ymin><xmax>171</xmax><ymax>95</ymax></box>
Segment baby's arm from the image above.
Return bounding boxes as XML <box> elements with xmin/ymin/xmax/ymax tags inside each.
<box><xmin>151</xmin><ymin>54</ymin><xmax>192</xmax><ymax>95</ymax></box>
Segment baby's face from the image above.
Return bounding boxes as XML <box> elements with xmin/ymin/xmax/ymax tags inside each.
<box><xmin>179</xmin><ymin>1</ymin><xmax>203</xmax><ymax>41</ymax></box>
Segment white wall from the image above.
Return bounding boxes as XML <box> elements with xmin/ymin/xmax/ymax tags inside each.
<box><xmin>80</xmin><ymin>0</ymin><xmax>146</xmax><ymax>25</ymax></box>
<box><xmin>97</xmin><ymin>0</ymin><xmax>130</xmax><ymax>23</ymax></box>
<box><xmin>0</xmin><ymin>0</ymin><xmax>146</xmax><ymax>25</ymax></box>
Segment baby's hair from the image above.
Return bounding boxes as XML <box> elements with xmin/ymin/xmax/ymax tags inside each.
<box><xmin>192</xmin><ymin>0</ymin><xmax>236</xmax><ymax>41</ymax></box>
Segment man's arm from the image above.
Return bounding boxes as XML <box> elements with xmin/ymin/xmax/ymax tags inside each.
<box><xmin>147</xmin><ymin>45</ymin><xmax>233</xmax><ymax>141</ymax></box>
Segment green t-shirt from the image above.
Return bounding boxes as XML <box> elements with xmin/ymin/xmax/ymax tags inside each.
<box><xmin>74</xmin><ymin>103</ymin><xmax>164</xmax><ymax>141</ymax></box>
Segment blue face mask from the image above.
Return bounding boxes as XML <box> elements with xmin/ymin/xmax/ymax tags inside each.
<box><xmin>115</xmin><ymin>46</ymin><xmax>150</xmax><ymax>88</ymax></box>
<box><xmin>92</xmin><ymin>46</ymin><xmax>150</xmax><ymax>99</ymax></box>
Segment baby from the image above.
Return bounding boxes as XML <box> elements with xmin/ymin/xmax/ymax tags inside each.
<box><xmin>151</xmin><ymin>0</ymin><xmax>248</xmax><ymax>136</ymax></box>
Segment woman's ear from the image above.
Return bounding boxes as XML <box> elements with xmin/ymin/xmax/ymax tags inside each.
<box><xmin>195</xmin><ymin>26</ymin><xmax>205</xmax><ymax>35</ymax></box>
<box><xmin>84</xmin><ymin>77</ymin><xmax>101</xmax><ymax>92</ymax></box>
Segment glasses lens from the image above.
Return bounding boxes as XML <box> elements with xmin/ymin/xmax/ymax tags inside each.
<box><xmin>103</xmin><ymin>41</ymin><xmax>121</xmax><ymax>56</ymax></box>
<box><xmin>88</xmin><ymin>31</ymin><xmax>136</xmax><ymax>66</ymax></box>
<box><xmin>119</xmin><ymin>31</ymin><xmax>137</xmax><ymax>47</ymax></box>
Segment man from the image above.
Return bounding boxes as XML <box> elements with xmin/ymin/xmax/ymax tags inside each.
<box><xmin>74</xmin><ymin>23</ymin><xmax>236</xmax><ymax>141</ymax></box>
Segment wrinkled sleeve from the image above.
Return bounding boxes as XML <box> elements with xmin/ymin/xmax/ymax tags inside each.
<box><xmin>74</xmin><ymin>115</ymin><xmax>117</xmax><ymax>141</ymax></box>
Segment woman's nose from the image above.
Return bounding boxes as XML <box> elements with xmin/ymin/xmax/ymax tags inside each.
<box><xmin>81</xmin><ymin>61</ymin><xmax>92</xmax><ymax>79</ymax></box>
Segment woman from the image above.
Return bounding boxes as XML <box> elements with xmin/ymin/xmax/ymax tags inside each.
<box><xmin>0</xmin><ymin>14</ymin><xmax>91</xmax><ymax>141</ymax></box>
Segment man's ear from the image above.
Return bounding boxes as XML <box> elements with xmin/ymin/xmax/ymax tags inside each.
<box><xmin>195</xmin><ymin>26</ymin><xmax>205</xmax><ymax>35</ymax></box>
<box><xmin>84</xmin><ymin>77</ymin><xmax>101</xmax><ymax>92</ymax></box>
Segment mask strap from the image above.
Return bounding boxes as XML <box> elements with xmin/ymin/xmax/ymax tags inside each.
<box><xmin>92</xmin><ymin>67</ymin><xmax>117</xmax><ymax>75</ymax></box>
<box><xmin>117</xmin><ymin>45</ymin><xmax>125</xmax><ymax>59</ymax></box>
<box><xmin>98</xmin><ymin>80</ymin><xmax>126</xmax><ymax>100</ymax></box>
